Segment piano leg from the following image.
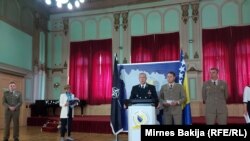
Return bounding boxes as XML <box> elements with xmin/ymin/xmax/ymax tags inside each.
<box><xmin>53</xmin><ymin>106</ymin><xmax>56</xmax><ymax>116</ymax></box>
<box><xmin>81</xmin><ymin>106</ymin><xmax>83</xmax><ymax>116</ymax></box>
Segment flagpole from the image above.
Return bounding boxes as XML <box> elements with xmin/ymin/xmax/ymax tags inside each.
<box><xmin>113</xmin><ymin>134</ymin><xmax>119</xmax><ymax>141</ymax></box>
<box><xmin>116</xmin><ymin>134</ymin><xmax>118</xmax><ymax>141</ymax></box>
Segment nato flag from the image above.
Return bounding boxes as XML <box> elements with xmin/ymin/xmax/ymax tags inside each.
<box><xmin>110</xmin><ymin>55</ymin><xmax>123</xmax><ymax>135</ymax></box>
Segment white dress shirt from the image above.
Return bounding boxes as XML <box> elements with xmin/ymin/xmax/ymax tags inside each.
<box><xmin>243</xmin><ymin>86</ymin><xmax>250</xmax><ymax>103</ymax></box>
<box><xmin>211</xmin><ymin>79</ymin><xmax>218</xmax><ymax>85</ymax></box>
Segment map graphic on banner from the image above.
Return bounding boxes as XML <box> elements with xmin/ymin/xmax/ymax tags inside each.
<box><xmin>118</xmin><ymin>61</ymin><xmax>181</xmax><ymax>131</ymax></box>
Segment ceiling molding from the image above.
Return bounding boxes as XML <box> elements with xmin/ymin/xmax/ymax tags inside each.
<box><xmin>36</xmin><ymin>0</ymin><xmax>199</xmax><ymax>16</ymax></box>
<box><xmin>48</xmin><ymin>0</ymin><xmax>198</xmax><ymax>19</ymax></box>
<box><xmin>38</xmin><ymin>0</ymin><xmax>162</xmax><ymax>14</ymax></box>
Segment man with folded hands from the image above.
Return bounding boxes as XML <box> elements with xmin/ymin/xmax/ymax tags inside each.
<box><xmin>159</xmin><ymin>71</ymin><xmax>186</xmax><ymax>125</ymax></box>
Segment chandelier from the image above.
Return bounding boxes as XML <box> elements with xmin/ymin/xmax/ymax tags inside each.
<box><xmin>44</xmin><ymin>0</ymin><xmax>85</xmax><ymax>10</ymax></box>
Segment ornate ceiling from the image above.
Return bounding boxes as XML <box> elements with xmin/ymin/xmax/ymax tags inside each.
<box><xmin>36</xmin><ymin>0</ymin><xmax>162</xmax><ymax>14</ymax></box>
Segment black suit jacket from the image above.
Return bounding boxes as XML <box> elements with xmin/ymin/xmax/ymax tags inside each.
<box><xmin>129</xmin><ymin>83</ymin><xmax>159</xmax><ymax>103</ymax></box>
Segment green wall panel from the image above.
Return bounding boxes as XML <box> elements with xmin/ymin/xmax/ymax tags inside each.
<box><xmin>70</xmin><ymin>20</ymin><xmax>83</xmax><ymax>41</ymax></box>
<box><xmin>147</xmin><ymin>12</ymin><xmax>161</xmax><ymax>34</ymax></box>
<box><xmin>242</xmin><ymin>0</ymin><xmax>250</xmax><ymax>24</ymax></box>
<box><xmin>189</xmin><ymin>78</ymin><xmax>197</xmax><ymax>100</ymax></box>
<box><xmin>0</xmin><ymin>0</ymin><xmax>3</xmax><ymax>16</ymax></box>
<box><xmin>0</xmin><ymin>20</ymin><xmax>32</xmax><ymax>70</ymax></box>
<box><xmin>202</xmin><ymin>5</ymin><xmax>219</xmax><ymax>28</ymax></box>
<box><xmin>85</xmin><ymin>19</ymin><xmax>97</xmax><ymax>40</ymax></box>
<box><xmin>222</xmin><ymin>2</ymin><xmax>239</xmax><ymax>26</ymax></box>
<box><xmin>54</xmin><ymin>36</ymin><xmax>62</xmax><ymax>66</ymax></box>
<box><xmin>25</xmin><ymin>78</ymin><xmax>32</xmax><ymax>101</ymax></box>
<box><xmin>39</xmin><ymin>32</ymin><xmax>45</xmax><ymax>64</ymax></box>
<box><xmin>52</xmin><ymin>76</ymin><xmax>61</xmax><ymax>99</ymax></box>
<box><xmin>47</xmin><ymin>33</ymin><xmax>52</xmax><ymax>68</ymax></box>
<box><xmin>131</xmin><ymin>13</ymin><xmax>145</xmax><ymax>35</ymax></box>
<box><xmin>164</xmin><ymin>9</ymin><xmax>179</xmax><ymax>32</ymax></box>
<box><xmin>39</xmin><ymin>72</ymin><xmax>46</xmax><ymax>100</ymax></box>
<box><xmin>99</xmin><ymin>18</ymin><xmax>112</xmax><ymax>39</ymax></box>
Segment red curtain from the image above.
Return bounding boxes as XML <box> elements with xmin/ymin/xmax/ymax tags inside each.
<box><xmin>69</xmin><ymin>39</ymin><xmax>112</xmax><ymax>105</ymax></box>
<box><xmin>90</xmin><ymin>40</ymin><xmax>112</xmax><ymax>105</ymax></box>
<box><xmin>202</xmin><ymin>25</ymin><xmax>250</xmax><ymax>103</ymax></box>
<box><xmin>155</xmin><ymin>32</ymin><xmax>180</xmax><ymax>61</ymax></box>
<box><xmin>232</xmin><ymin>26</ymin><xmax>250</xmax><ymax>102</ymax></box>
<box><xmin>202</xmin><ymin>27</ymin><xmax>232</xmax><ymax>102</ymax></box>
<box><xmin>69</xmin><ymin>41</ymin><xmax>91</xmax><ymax>101</ymax></box>
<box><xmin>131</xmin><ymin>35</ymin><xmax>155</xmax><ymax>63</ymax></box>
<box><xmin>131</xmin><ymin>32</ymin><xmax>180</xmax><ymax>63</ymax></box>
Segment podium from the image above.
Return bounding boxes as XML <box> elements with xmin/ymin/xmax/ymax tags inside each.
<box><xmin>127</xmin><ymin>99</ymin><xmax>157</xmax><ymax>141</ymax></box>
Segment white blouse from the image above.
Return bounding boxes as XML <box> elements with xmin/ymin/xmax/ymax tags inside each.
<box><xmin>243</xmin><ymin>86</ymin><xmax>250</xmax><ymax>103</ymax></box>
<box><xmin>59</xmin><ymin>93</ymin><xmax>75</xmax><ymax>118</ymax></box>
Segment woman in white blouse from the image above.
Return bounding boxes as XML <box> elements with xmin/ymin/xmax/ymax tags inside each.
<box><xmin>243</xmin><ymin>86</ymin><xmax>250</xmax><ymax>117</ymax></box>
<box><xmin>59</xmin><ymin>85</ymin><xmax>75</xmax><ymax>141</ymax></box>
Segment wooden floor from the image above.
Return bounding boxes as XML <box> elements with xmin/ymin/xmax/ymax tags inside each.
<box><xmin>0</xmin><ymin>126</ymin><xmax>128</xmax><ymax>141</ymax></box>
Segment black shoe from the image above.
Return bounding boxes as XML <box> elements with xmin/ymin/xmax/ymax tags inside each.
<box><xmin>3</xmin><ymin>139</ymin><xmax>8</xmax><ymax>141</ymax></box>
<box><xmin>14</xmin><ymin>139</ymin><xmax>19</xmax><ymax>141</ymax></box>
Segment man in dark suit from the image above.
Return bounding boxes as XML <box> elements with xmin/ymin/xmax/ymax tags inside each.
<box><xmin>129</xmin><ymin>73</ymin><xmax>159</xmax><ymax>104</ymax></box>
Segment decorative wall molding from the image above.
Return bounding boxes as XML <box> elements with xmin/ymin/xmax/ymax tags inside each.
<box><xmin>49</xmin><ymin>0</ymin><xmax>198</xmax><ymax>19</ymax></box>
<box><xmin>113</xmin><ymin>13</ymin><xmax>120</xmax><ymax>31</ymax></box>
<box><xmin>50</xmin><ymin>19</ymin><xmax>64</xmax><ymax>32</ymax></box>
<box><xmin>194</xmin><ymin>51</ymin><xmax>199</xmax><ymax>59</ymax></box>
<box><xmin>34</xmin><ymin>12</ymin><xmax>48</xmax><ymax>31</ymax></box>
<box><xmin>113</xmin><ymin>12</ymin><xmax>129</xmax><ymax>31</ymax></box>
<box><xmin>191</xmin><ymin>2</ymin><xmax>199</xmax><ymax>23</ymax></box>
<box><xmin>184</xmin><ymin>52</ymin><xmax>189</xmax><ymax>59</ymax></box>
<box><xmin>186</xmin><ymin>59</ymin><xmax>202</xmax><ymax>73</ymax></box>
<box><xmin>181</xmin><ymin>4</ymin><xmax>189</xmax><ymax>24</ymax></box>
<box><xmin>122</xmin><ymin>12</ymin><xmax>128</xmax><ymax>31</ymax></box>
<box><xmin>0</xmin><ymin>62</ymin><xmax>33</xmax><ymax>77</ymax></box>
<box><xmin>63</xmin><ymin>17</ymin><xmax>69</xmax><ymax>35</ymax></box>
<box><xmin>200</xmin><ymin>0</ymin><xmax>248</xmax><ymax>29</ymax></box>
<box><xmin>47</xmin><ymin>67</ymin><xmax>67</xmax><ymax>74</ymax></box>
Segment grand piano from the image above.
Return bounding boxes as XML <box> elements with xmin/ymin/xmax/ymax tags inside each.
<box><xmin>30</xmin><ymin>99</ymin><xmax>87</xmax><ymax>117</ymax></box>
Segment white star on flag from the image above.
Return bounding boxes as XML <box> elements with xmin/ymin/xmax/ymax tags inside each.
<box><xmin>178</xmin><ymin>80</ymin><xmax>183</xmax><ymax>84</ymax></box>
<box><xmin>178</xmin><ymin>50</ymin><xmax>186</xmax><ymax>85</ymax></box>
<box><xmin>179</xmin><ymin>73</ymin><xmax>184</xmax><ymax>79</ymax></box>
<box><xmin>179</xmin><ymin>66</ymin><xmax>185</xmax><ymax>72</ymax></box>
<box><xmin>181</xmin><ymin>60</ymin><xmax>185</xmax><ymax>65</ymax></box>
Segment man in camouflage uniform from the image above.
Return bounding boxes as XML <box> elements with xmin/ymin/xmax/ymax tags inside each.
<box><xmin>202</xmin><ymin>68</ymin><xmax>228</xmax><ymax>125</ymax></box>
<box><xmin>2</xmin><ymin>81</ymin><xmax>22</xmax><ymax>141</ymax></box>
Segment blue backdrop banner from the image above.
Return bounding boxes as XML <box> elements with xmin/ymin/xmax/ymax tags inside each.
<box><xmin>118</xmin><ymin>60</ymin><xmax>183</xmax><ymax>131</ymax></box>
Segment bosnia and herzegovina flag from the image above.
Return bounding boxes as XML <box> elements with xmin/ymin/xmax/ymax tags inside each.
<box><xmin>179</xmin><ymin>50</ymin><xmax>192</xmax><ymax>125</ymax></box>
<box><xmin>182</xmin><ymin>72</ymin><xmax>192</xmax><ymax>125</ymax></box>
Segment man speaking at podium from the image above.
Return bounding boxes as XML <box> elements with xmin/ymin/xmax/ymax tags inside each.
<box><xmin>129</xmin><ymin>73</ymin><xmax>159</xmax><ymax>105</ymax></box>
<box><xmin>128</xmin><ymin>73</ymin><xmax>159</xmax><ymax>141</ymax></box>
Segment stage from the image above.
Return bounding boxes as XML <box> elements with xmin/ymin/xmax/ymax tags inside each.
<box><xmin>27</xmin><ymin>115</ymin><xmax>246</xmax><ymax>134</ymax></box>
<box><xmin>27</xmin><ymin>115</ymin><xmax>112</xmax><ymax>133</ymax></box>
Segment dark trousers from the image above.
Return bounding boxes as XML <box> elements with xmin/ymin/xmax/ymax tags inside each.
<box><xmin>60</xmin><ymin>118</ymin><xmax>72</xmax><ymax>137</ymax></box>
<box><xmin>247</xmin><ymin>102</ymin><xmax>250</xmax><ymax>117</ymax></box>
<box><xmin>4</xmin><ymin>110</ymin><xmax>20</xmax><ymax>140</ymax></box>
